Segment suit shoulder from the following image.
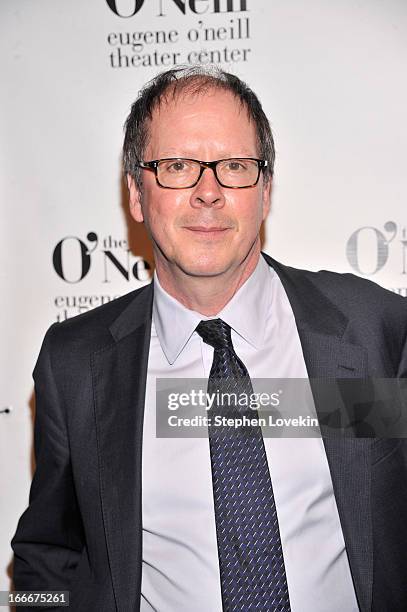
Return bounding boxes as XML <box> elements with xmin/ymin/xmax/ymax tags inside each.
<box><xmin>309</xmin><ymin>268</ymin><xmax>404</xmax><ymax>302</ymax></box>
<box><xmin>42</xmin><ymin>283</ymin><xmax>152</xmax><ymax>355</ymax></box>
<box><xmin>296</xmin><ymin>267</ymin><xmax>407</xmax><ymax>326</ymax></box>
<box><xmin>264</xmin><ymin>252</ymin><xmax>407</xmax><ymax>322</ymax></box>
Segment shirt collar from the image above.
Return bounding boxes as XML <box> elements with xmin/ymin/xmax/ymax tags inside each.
<box><xmin>153</xmin><ymin>255</ymin><xmax>273</xmax><ymax>364</ymax></box>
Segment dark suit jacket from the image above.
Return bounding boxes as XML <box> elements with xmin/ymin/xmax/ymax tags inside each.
<box><xmin>12</xmin><ymin>254</ymin><xmax>407</xmax><ymax>611</ymax></box>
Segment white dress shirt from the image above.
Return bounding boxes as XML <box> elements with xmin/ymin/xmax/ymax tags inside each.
<box><xmin>140</xmin><ymin>255</ymin><xmax>359</xmax><ymax>611</ymax></box>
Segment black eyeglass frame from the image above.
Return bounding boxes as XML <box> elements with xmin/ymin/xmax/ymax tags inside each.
<box><xmin>135</xmin><ymin>157</ymin><xmax>268</xmax><ymax>189</ymax></box>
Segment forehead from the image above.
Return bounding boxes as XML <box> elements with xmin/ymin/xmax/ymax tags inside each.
<box><xmin>145</xmin><ymin>88</ymin><xmax>258</xmax><ymax>159</ymax></box>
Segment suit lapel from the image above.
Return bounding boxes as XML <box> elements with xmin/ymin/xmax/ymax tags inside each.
<box><xmin>91</xmin><ymin>284</ymin><xmax>153</xmax><ymax>612</ymax></box>
<box><xmin>263</xmin><ymin>253</ymin><xmax>373</xmax><ymax>612</ymax></box>
<box><xmin>297</xmin><ymin>329</ymin><xmax>373</xmax><ymax>612</ymax></box>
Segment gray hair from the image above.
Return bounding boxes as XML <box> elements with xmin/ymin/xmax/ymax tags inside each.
<box><xmin>123</xmin><ymin>66</ymin><xmax>275</xmax><ymax>188</ymax></box>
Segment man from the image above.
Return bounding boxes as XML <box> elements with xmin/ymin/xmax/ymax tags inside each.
<box><xmin>12</xmin><ymin>67</ymin><xmax>407</xmax><ymax>611</ymax></box>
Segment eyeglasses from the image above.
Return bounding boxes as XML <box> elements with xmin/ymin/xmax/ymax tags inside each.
<box><xmin>135</xmin><ymin>158</ymin><xmax>268</xmax><ymax>189</ymax></box>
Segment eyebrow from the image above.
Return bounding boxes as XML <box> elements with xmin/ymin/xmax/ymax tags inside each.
<box><xmin>152</xmin><ymin>151</ymin><xmax>258</xmax><ymax>159</ymax></box>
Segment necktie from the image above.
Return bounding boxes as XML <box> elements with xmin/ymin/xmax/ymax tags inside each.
<box><xmin>196</xmin><ymin>318</ymin><xmax>291</xmax><ymax>612</ymax></box>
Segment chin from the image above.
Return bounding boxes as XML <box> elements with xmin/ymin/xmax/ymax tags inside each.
<box><xmin>179</xmin><ymin>255</ymin><xmax>230</xmax><ymax>278</ymax></box>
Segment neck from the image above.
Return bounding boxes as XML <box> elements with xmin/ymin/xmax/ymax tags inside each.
<box><xmin>155</xmin><ymin>246</ymin><xmax>261</xmax><ymax>316</ymax></box>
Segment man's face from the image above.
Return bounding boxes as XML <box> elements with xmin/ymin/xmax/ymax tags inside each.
<box><xmin>128</xmin><ymin>88</ymin><xmax>271</xmax><ymax>283</ymax></box>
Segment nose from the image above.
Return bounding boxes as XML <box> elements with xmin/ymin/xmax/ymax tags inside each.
<box><xmin>190</xmin><ymin>166</ymin><xmax>225</xmax><ymax>209</ymax></box>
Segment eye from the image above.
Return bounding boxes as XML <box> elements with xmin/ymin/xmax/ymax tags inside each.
<box><xmin>166</xmin><ymin>160</ymin><xmax>189</xmax><ymax>173</ymax></box>
<box><xmin>225</xmin><ymin>160</ymin><xmax>247</xmax><ymax>172</ymax></box>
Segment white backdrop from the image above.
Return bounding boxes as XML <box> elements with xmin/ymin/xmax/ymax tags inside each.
<box><xmin>1</xmin><ymin>0</ymin><xmax>407</xmax><ymax>593</ymax></box>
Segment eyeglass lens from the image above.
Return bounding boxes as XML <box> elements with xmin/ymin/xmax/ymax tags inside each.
<box><xmin>156</xmin><ymin>159</ymin><xmax>260</xmax><ymax>188</ymax></box>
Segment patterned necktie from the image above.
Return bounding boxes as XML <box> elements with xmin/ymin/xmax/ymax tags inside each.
<box><xmin>196</xmin><ymin>318</ymin><xmax>291</xmax><ymax>612</ymax></box>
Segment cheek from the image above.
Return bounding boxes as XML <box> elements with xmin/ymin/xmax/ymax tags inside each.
<box><xmin>233</xmin><ymin>195</ymin><xmax>264</xmax><ymax>229</ymax></box>
<box><xmin>143</xmin><ymin>191</ymin><xmax>185</xmax><ymax>235</ymax></box>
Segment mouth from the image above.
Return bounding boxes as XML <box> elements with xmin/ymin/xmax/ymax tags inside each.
<box><xmin>183</xmin><ymin>226</ymin><xmax>231</xmax><ymax>236</ymax></box>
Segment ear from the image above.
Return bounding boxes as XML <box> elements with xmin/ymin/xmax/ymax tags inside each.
<box><xmin>261</xmin><ymin>177</ymin><xmax>272</xmax><ymax>221</ymax></box>
<box><xmin>127</xmin><ymin>174</ymin><xmax>144</xmax><ymax>223</ymax></box>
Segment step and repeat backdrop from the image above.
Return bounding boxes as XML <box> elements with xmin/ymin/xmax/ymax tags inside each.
<box><xmin>1</xmin><ymin>0</ymin><xmax>407</xmax><ymax>592</ymax></box>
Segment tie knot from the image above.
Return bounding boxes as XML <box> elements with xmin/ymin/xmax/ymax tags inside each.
<box><xmin>196</xmin><ymin>318</ymin><xmax>232</xmax><ymax>350</ymax></box>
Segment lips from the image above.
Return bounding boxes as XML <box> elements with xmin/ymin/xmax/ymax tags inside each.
<box><xmin>184</xmin><ymin>226</ymin><xmax>230</xmax><ymax>232</ymax></box>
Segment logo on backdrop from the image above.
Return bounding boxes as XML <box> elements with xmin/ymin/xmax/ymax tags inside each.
<box><xmin>346</xmin><ymin>221</ymin><xmax>407</xmax><ymax>296</ymax></box>
<box><xmin>106</xmin><ymin>0</ymin><xmax>248</xmax><ymax>18</ymax></box>
<box><xmin>105</xmin><ymin>0</ymin><xmax>251</xmax><ymax>69</ymax></box>
<box><xmin>52</xmin><ymin>231</ymin><xmax>152</xmax><ymax>321</ymax></box>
